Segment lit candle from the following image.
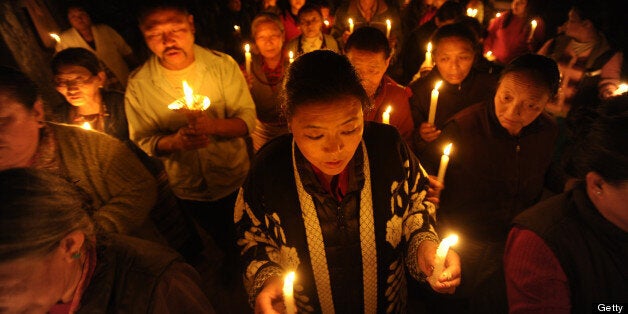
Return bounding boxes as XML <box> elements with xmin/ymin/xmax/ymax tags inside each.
<box><xmin>420</xmin><ymin>42</ymin><xmax>433</xmax><ymax>69</ymax></box>
<box><xmin>167</xmin><ymin>80</ymin><xmax>211</xmax><ymax>111</ymax></box>
<box><xmin>289</xmin><ymin>51</ymin><xmax>294</xmax><ymax>64</ymax></box>
<box><xmin>283</xmin><ymin>272</ymin><xmax>297</xmax><ymax>314</ymax></box>
<box><xmin>348</xmin><ymin>18</ymin><xmax>354</xmax><ymax>33</ymax></box>
<box><xmin>528</xmin><ymin>20</ymin><xmax>537</xmax><ymax>42</ymax></box>
<box><xmin>382</xmin><ymin>105</ymin><xmax>392</xmax><ymax>124</ymax></box>
<box><xmin>484</xmin><ymin>50</ymin><xmax>495</xmax><ymax>62</ymax></box>
<box><xmin>234</xmin><ymin>25</ymin><xmax>240</xmax><ymax>33</ymax></box>
<box><xmin>428</xmin><ymin>234</ymin><xmax>458</xmax><ymax>286</ymax></box>
<box><xmin>495</xmin><ymin>12</ymin><xmax>501</xmax><ymax>18</ymax></box>
<box><xmin>466</xmin><ymin>8</ymin><xmax>478</xmax><ymax>18</ymax></box>
<box><xmin>244</xmin><ymin>44</ymin><xmax>252</xmax><ymax>76</ymax></box>
<box><xmin>81</xmin><ymin>122</ymin><xmax>92</xmax><ymax>130</ymax></box>
<box><xmin>323</xmin><ymin>19</ymin><xmax>330</xmax><ymax>27</ymax></box>
<box><xmin>613</xmin><ymin>83</ymin><xmax>628</xmax><ymax>96</ymax></box>
<box><xmin>49</xmin><ymin>33</ymin><xmax>60</xmax><ymax>44</ymax></box>
<box><xmin>436</xmin><ymin>143</ymin><xmax>452</xmax><ymax>183</ymax></box>
<box><xmin>385</xmin><ymin>19</ymin><xmax>391</xmax><ymax>39</ymax></box>
<box><xmin>427</xmin><ymin>80</ymin><xmax>442</xmax><ymax>125</ymax></box>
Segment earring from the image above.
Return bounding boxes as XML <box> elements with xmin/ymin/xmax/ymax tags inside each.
<box><xmin>71</xmin><ymin>252</ymin><xmax>81</xmax><ymax>259</ymax></box>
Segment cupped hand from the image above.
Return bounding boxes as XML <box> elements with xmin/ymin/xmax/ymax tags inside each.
<box><xmin>419</xmin><ymin>122</ymin><xmax>441</xmax><ymax>142</ymax></box>
<box><xmin>417</xmin><ymin>240</ymin><xmax>462</xmax><ymax>294</ymax></box>
<box><xmin>255</xmin><ymin>277</ymin><xmax>285</xmax><ymax>314</ymax></box>
<box><xmin>426</xmin><ymin>175</ymin><xmax>444</xmax><ymax>206</ymax></box>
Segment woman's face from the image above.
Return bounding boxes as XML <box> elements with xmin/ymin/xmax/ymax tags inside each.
<box><xmin>564</xmin><ymin>9</ymin><xmax>588</xmax><ymax>39</ymax></box>
<box><xmin>254</xmin><ymin>22</ymin><xmax>284</xmax><ymax>60</ymax></box>
<box><xmin>0</xmin><ymin>92</ymin><xmax>43</xmax><ymax>171</ymax></box>
<box><xmin>290</xmin><ymin>97</ymin><xmax>364</xmax><ymax>178</ymax></box>
<box><xmin>299</xmin><ymin>11</ymin><xmax>323</xmax><ymax>39</ymax></box>
<box><xmin>0</xmin><ymin>250</ymin><xmax>70</xmax><ymax>313</ymax></box>
<box><xmin>511</xmin><ymin>0</ymin><xmax>527</xmax><ymax>17</ymax></box>
<box><xmin>434</xmin><ymin>37</ymin><xmax>475</xmax><ymax>85</ymax></box>
<box><xmin>346</xmin><ymin>49</ymin><xmax>390</xmax><ymax>97</ymax></box>
<box><xmin>494</xmin><ymin>72</ymin><xmax>550</xmax><ymax>136</ymax></box>
<box><xmin>290</xmin><ymin>0</ymin><xmax>305</xmax><ymax>12</ymax></box>
<box><xmin>54</xmin><ymin>65</ymin><xmax>104</xmax><ymax>108</ymax></box>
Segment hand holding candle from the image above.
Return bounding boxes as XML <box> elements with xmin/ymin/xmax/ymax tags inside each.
<box><xmin>244</xmin><ymin>44</ymin><xmax>252</xmax><ymax>76</ymax></box>
<box><xmin>437</xmin><ymin>143</ymin><xmax>452</xmax><ymax>183</ymax></box>
<box><xmin>428</xmin><ymin>80</ymin><xmax>442</xmax><ymax>125</ymax></box>
<box><xmin>283</xmin><ymin>272</ymin><xmax>297</xmax><ymax>314</ymax></box>
<box><xmin>427</xmin><ymin>234</ymin><xmax>458</xmax><ymax>287</ymax></box>
<box><xmin>382</xmin><ymin>105</ymin><xmax>392</xmax><ymax>124</ymax></box>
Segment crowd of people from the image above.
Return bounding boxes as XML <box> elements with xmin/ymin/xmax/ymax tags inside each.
<box><xmin>0</xmin><ymin>0</ymin><xmax>626</xmax><ymax>313</ymax></box>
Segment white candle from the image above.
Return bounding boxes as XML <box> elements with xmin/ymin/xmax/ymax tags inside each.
<box><xmin>528</xmin><ymin>20</ymin><xmax>537</xmax><ymax>42</ymax></box>
<box><xmin>382</xmin><ymin>105</ymin><xmax>392</xmax><ymax>124</ymax></box>
<box><xmin>420</xmin><ymin>42</ymin><xmax>433</xmax><ymax>70</ymax></box>
<box><xmin>289</xmin><ymin>51</ymin><xmax>294</xmax><ymax>64</ymax></box>
<box><xmin>49</xmin><ymin>33</ymin><xmax>61</xmax><ymax>44</ymax></box>
<box><xmin>81</xmin><ymin>122</ymin><xmax>92</xmax><ymax>130</ymax></box>
<box><xmin>613</xmin><ymin>83</ymin><xmax>628</xmax><ymax>96</ymax></box>
<box><xmin>244</xmin><ymin>44</ymin><xmax>252</xmax><ymax>76</ymax></box>
<box><xmin>283</xmin><ymin>272</ymin><xmax>297</xmax><ymax>314</ymax></box>
<box><xmin>348</xmin><ymin>18</ymin><xmax>354</xmax><ymax>33</ymax></box>
<box><xmin>427</xmin><ymin>80</ymin><xmax>442</xmax><ymax>125</ymax></box>
<box><xmin>385</xmin><ymin>19</ymin><xmax>391</xmax><ymax>39</ymax></box>
<box><xmin>436</xmin><ymin>143</ymin><xmax>452</xmax><ymax>183</ymax></box>
<box><xmin>428</xmin><ymin>234</ymin><xmax>458</xmax><ymax>286</ymax></box>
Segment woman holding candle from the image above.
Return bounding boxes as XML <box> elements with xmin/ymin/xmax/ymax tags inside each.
<box><xmin>345</xmin><ymin>26</ymin><xmax>415</xmax><ymax>144</ymax></box>
<box><xmin>504</xmin><ymin>96</ymin><xmax>628</xmax><ymax>312</ymax></box>
<box><xmin>285</xmin><ymin>3</ymin><xmax>340</xmax><ymax>57</ymax></box>
<box><xmin>244</xmin><ymin>13</ymin><xmax>291</xmax><ymax>151</ymax></box>
<box><xmin>408</xmin><ymin>23</ymin><xmax>499</xmax><ymax>155</ymax></box>
<box><xmin>483</xmin><ymin>0</ymin><xmax>545</xmax><ymax>65</ymax></box>
<box><xmin>235</xmin><ymin>50</ymin><xmax>460</xmax><ymax>313</ymax></box>
<box><xmin>421</xmin><ymin>54</ymin><xmax>560</xmax><ymax>312</ymax></box>
<box><xmin>0</xmin><ymin>168</ymin><xmax>215</xmax><ymax>313</ymax></box>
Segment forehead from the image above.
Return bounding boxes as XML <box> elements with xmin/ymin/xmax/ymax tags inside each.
<box><xmin>347</xmin><ymin>49</ymin><xmax>387</xmax><ymax>63</ymax></box>
<box><xmin>499</xmin><ymin>72</ymin><xmax>549</xmax><ymax>96</ymax></box>
<box><xmin>300</xmin><ymin>11</ymin><xmax>322</xmax><ymax>20</ymax></box>
<box><xmin>292</xmin><ymin>97</ymin><xmax>363</xmax><ymax>124</ymax></box>
<box><xmin>435</xmin><ymin>37</ymin><xmax>474</xmax><ymax>52</ymax></box>
<box><xmin>255</xmin><ymin>21</ymin><xmax>282</xmax><ymax>35</ymax></box>
<box><xmin>54</xmin><ymin>65</ymin><xmax>92</xmax><ymax>76</ymax></box>
<box><xmin>141</xmin><ymin>9</ymin><xmax>190</xmax><ymax>31</ymax></box>
<box><xmin>67</xmin><ymin>8</ymin><xmax>88</xmax><ymax>17</ymax></box>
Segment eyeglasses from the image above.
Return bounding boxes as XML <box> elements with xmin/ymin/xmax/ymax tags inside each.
<box><xmin>54</xmin><ymin>76</ymin><xmax>95</xmax><ymax>88</ymax></box>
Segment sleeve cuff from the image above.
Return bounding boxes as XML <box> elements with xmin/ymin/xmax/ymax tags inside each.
<box><xmin>249</xmin><ymin>264</ymin><xmax>284</xmax><ymax>308</ymax></box>
<box><xmin>406</xmin><ymin>231</ymin><xmax>439</xmax><ymax>282</ymax></box>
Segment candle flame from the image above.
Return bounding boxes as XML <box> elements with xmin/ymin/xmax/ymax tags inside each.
<box><xmin>283</xmin><ymin>271</ymin><xmax>295</xmax><ymax>293</ymax></box>
<box><xmin>613</xmin><ymin>83</ymin><xmax>628</xmax><ymax>96</ymax></box>
<box><xmin>466</xmin><ymin>8</ymin><xmax>478</xmax><ymax>17</ymax></box>
<box><xmin>442</xmin><ymin>234</ymin><xmax>458</xmax><ymax>247</ymax></box>
<box><xmin>443</xmin><ymin>143</ymin><xmax>452</xmax><ymax>156</ymax></box>
<box><xmin>244</xmin><ymin>43</ymin><xmax>250</xmax><ymax>53</ymax></box>
<box><xmin>434</xmin><ymin>80</ymin><xmax>443</xmax><ymax>91</ymax></box>
<box><xmin>531</xmin><ymin>20</ymin><xmax>537</xmax><ymax>27</ymax></box>
<box><xmin>81</xmin><ymin>122</ymin><xmax>92</xmax><ymax>130</ymax></box>
<box><xmin>385</xmin><ymin>105</ymin><xmax>392</xmax><ymax>115</ymax></box>
<box><xmin>182</xmin><ymin>80</ymin><xmax>194</xmax><ymax>107</ymax></box>
<box><xmin>386</xmin><ymin>19</ymin><xmax>391</xmax><ymax>27</ymax></box>
<box><xmin>485</xmin><ymin>51</ymin><xmax>493</xmax><ymax>57</ymax></box>
<box><xmin>496</xmin><ymin>12</ymin><xmax>501</xmax><ymax>18</ymax></box>
<box><xmin>49</xmin><ymin>33</ymin><xmax>61</xmax><ymax>43</ymax></box>
<box><xmin>234</xmin><ymin>25</ymin><xmax>240</xmax><ymax>31</ymax></box>
<box><xmin>348</xmin><ymin>18</ymin><xmax>353</xmax><ymax>26</ymax></box>
<box><xmin>323</xmin><ymin>19</ymin><xmax>330</xmax><ymax>26</ymax></box>
<box><xmin>200</xmin><ymin>97</ymin><xmax>211</xmax><ymax>111</ymax></box>
<box><xmin>289</xmin><ymin>51</ymin><xmax>294</xmax><ymax>59</ymax></box>
<box><xmin>427</xmin><ymin>42</ymin><xmax>432</xmax><ymax>53</ymax></box>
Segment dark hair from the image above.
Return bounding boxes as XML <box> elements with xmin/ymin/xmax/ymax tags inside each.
<box><xmin>282</xmin><ymin>50</ymin><xmax>370</xmax><ymax>119</ymax></box>
<box><xmin>431</xmin><ymin>22</ymin><xmax>479</xmax><ymax>54</ymax></box>
<box><xmin>138</xmin><ymin>2</ymin><xmax>190</xmax><ymax>29</ymax></box>
<box><xmin>51</xmin><ymin>48</ymin><xmax>102</xmax><ymax>76</ymax></box>
<box><xmin>500</xmin><ymin>54</ymin><xmax>560</xmax><ymax>98</ymax></box>
<box><xmin>345</xmin><ymin>26</ymin><xmax>391</xmax><ymax>59</ymax></box>
<box><xmin>0</xmin><ymin>66</ymin><xmax>39</xmax><ymax>110</ymax></box>
<box><xmin>435</xmin><ymin>1</ymin><xmax>465</xmax><ymax>23</ymax></box>
<box><xmin>0</xmin><ymin>168</ymin><xmax>95</xmax><ymax>262</ymax></box>
<box><xmin>567</xmin><ymin>95</ymin><xmax>628</xmax><ymax>184</ymax></box>
<box><xmin>65</xmin><ymin>3</ymin><xmax>91</xmax><ymax>16</ymax></box>
<box><xmin>297</xmin><ymin>3</ymin><xmax>323</xmax><ymax>20</ymax></box>
<box><xmin>571</xmin><ymin>0</ymin><xmax>609</xmax><ymax>34</ymax></box>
